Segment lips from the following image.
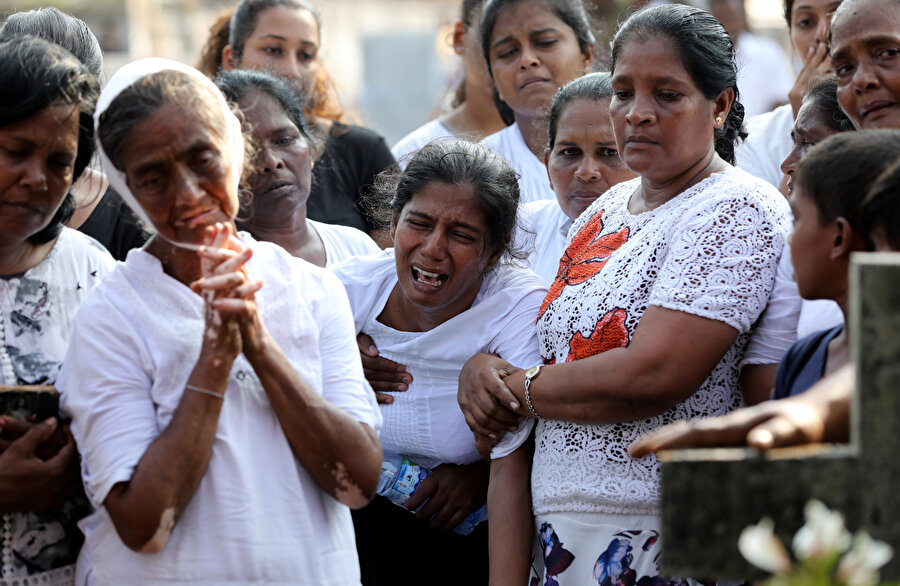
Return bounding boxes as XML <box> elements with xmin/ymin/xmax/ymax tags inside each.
<box><xmin>411</xmin><ymin>265</ymin><xmax>447</xmax><ymax>289</ymax></box>
<box><xmin>519</xmin><ymin>76</ymin><xmax>550</xmax><ymax>90</ymax></box>
<box><xmin>178</xmin><ymin>207</ymin><xmax>218</xmax><ymax>228</ymax></box>
<box><xmin>861</xmin><ymin>100</ymin><xmax>895</xmax><ymax>119</ymax></box>
<box><xmin>263</xmin><ymin>180</ymin><xmax>294</xmax><ymax>195</ymax></box>
<box><xmin>625</xmin><ymin>134</ymin><xmax>657</xmax><ymax>146</ymax></box>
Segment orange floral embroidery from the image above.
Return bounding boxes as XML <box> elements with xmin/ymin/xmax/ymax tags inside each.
<box><xmin>566</xmin><ymin>308</ymin><xmax>630</xmax><ymax>362</ymax></box>
<box><xmin>538</xmin><ymin>211</ymin><xmax>630</xmax><ymax>319</ymax></box>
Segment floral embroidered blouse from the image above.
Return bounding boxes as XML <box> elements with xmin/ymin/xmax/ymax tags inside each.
<box><xmin>532</xmin><ymin>167</ymin><xmax>791</xmax><ymax>516</ymax></box>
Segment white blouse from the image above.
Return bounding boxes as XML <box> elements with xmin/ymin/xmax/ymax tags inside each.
<box><xmin>59</xmin><ymin>234</ymin><xmax>380</xmax><ymax>585</ymax></box>
<box><xmin>532</xmin><ymin>167</ymin><xmax>791</xmax><ymax>516</ymax></box>
<box><xmin>332</xmin><ymin>250</ymin><xmax>547</xmax><ymax>467</ymax></box>
<box><xmin>481</xmin><ymin>122</ymin><xmax>556</xmax><ymax>204</ymax></box>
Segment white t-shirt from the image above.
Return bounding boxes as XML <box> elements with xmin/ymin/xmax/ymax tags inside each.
<box><xmin>519</xmin><ymin>199</ymin><xmax>572</xmax><ymax>285</ymax></box>
<box><xmin>735</xmin><ymin>103</ymin><xmax>794</xmax><ymax>189</ymax></box>
<box><xmin>735</xmin><ymin>33</ymin><xmax>794</xmax><ymax>119</ymax></box>
<box><xmin>308</xmin><ymin>218</ymin><xmax>380</xmax><ymax>267</ymax></box>
<box><xmin>59</xmin><ymin>234</ymin><xmax>381</xmax><ymax>586</ymax></box>
<box><xmin>481</xmin><ymin>122</ymin><xmax>555</xmax><ymax>204</ymax></box>
<box><xmin>332</xmin><ymin>250</ymin><xmax>547</xmax><ymax>466</ymax></box>
<box><xmin>532</xmin><ymin>167</ymin><xmax>791</xmax><ymax>516</ymax></box>
<box><xmin>0</xmin><ymin>228</ymin><xmax>114</xmax><ymax>586</ymax></box>
<box><xmin>390</xmin><ymin>119</ymin><xmax>454</xmax><ymax>168</ymax></box>
<box><xmin>742</xmin><ymin>243</ymin><xmax>843</xmax><ymax>367</ymax></box>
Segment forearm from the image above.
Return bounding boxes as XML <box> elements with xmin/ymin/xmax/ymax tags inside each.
<box><xmin>105</xmin><ymin>353</ymin><xmax>230</xmax><ymax>553</ymax></box>
<box><xmin>489</xmin><ymin>443</ymin><xmax>534</xmax><ymax>586</ymax></box>
<box><xmin>508</xmin><ymin>348</ymin><xmax>704</xmax><ymax>425</ymax></box>
<box><xmin>246</xmin><ymin>335</ymin><xmax>382</xmax><ymax>508</ymax></box>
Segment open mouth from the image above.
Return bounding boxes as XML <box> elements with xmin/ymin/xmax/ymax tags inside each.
<box><xmin>411</xmin><ymin>265</ymin><xmax>447</xmax><ymax>288</ymax></box>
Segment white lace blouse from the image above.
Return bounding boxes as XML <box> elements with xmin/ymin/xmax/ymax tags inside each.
<box><xmin>532</xmin><ymin>167</ymin><xmax>791</xmax><ymax>516</ymax></box>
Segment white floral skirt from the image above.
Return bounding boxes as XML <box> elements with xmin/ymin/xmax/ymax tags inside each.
<box><xmin>530</xmin><ymin>511</ymin><xmax>698</xmax><ymax>586</ymax></box>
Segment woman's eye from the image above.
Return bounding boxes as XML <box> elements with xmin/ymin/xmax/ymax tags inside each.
<box><xmin>51</xmin><ymin>157</ymin><xmax>74</xmax><ymax>170</ymax></box>
<box><xmin>299</xmin><ymin>52</ymin><xmax>316</xmax><ymax>62</ymax></box>
<box><xmin>877</xmin><ymin>47</ymin><xmax>900</xmax><ymax>59</ymax></box>
<box><xmin>599</xmin><ymin>148</ymin><xmax>619</xmax><ymax>157</ymax></box>
<box><xmin>613</xmin><ymin>90</ymin><xmax>632</xmax><ymax>100</ymax></box>
<box><xmin>559</xmin><ymin>147</ymin><xmax>580</xmax><ymax>157</ymax></box>
<box><xmin>795</xmin><ymin>16</ymin><xmax>814</xmax><ymax>28</ymax></box>
<box><xmin>658</xmin><ymin>91</ymin><xmax>680</xmax><ymax>101</ymax></box>
<box><xmin>262</xmin><ymin>46</ymin><xmax>283</xmax><ymax>56</ymax></box>
<box><xmin>834</xmin><ymin>61</ymin><xmax>854</xmax><ymax>78</ymax></box>
<box><xmin>276</xmin><ymin>136</ymin><xmax>297</xmax><ymax>146</ymax></box>
<box><xmin>453</xmin><ymin>232</ymin><xmax>476</xmax><ymax>242</ymax></box>
<box><xmin>406</xmin><ymin>219</ymin><xmax>428</xmax><ymax>228</ymax></box>
<box><xmin>535</xmin><ymin>38</ymin><xmax>558</xmax><ymax>49</ymax></box>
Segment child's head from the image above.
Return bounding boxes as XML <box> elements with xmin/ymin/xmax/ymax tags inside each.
<box><xmin>790</xmin><ymin>130</ymin><xmax>900</xmax><ymax>299</ymax></box>
<box><xmin>862</xmin><ymin>159</ymin><xmax>900</xmax><ymax>252</ymax></box>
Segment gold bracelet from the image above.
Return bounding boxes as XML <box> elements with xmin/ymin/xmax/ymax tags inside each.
<box><xmin>185</xmin><ymin>384</ymin><xmax>225</xmax><ymax>400</ymax></box>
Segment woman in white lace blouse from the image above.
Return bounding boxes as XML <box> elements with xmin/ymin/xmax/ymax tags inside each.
<box><xmin>459</xmin><ymin>5</ymin><xmax>791</xmax><ymax>584</ymax></box>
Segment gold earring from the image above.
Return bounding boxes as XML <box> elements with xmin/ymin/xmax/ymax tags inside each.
<box><xmin>715</xmin><ymin>116</ymin><xmax>723</xmax><ymax>125</ymax></box>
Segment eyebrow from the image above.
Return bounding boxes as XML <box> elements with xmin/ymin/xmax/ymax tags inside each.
<box><xmin>258</xmin><ymin>33</ymin><xmax>317</xmax><ymax>47</ymax></box>
<box><xmin>556</xmin><ymin>140</ymin><xmax>617</xmax><ymax>147</ymax></box>
<box><xmin>407</xmin><ymin>210</ymin><xmax>482</xmax><ymax>233</ymax></box>
<box><xmin>492</xmin><ymin>27</ymin><xmax>560</xmax><ymax>50</ymax></box>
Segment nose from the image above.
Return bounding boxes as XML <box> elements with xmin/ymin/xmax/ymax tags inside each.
<box><xmin>574</xmin><ymin>155</ymin><xmax>600</xmax><ymax>182</ymax></box>
<box><xmin>780</xmin><ymin>145</ymin><xmax>800</xmax><ymax>177</ymax></box>
<box><xmin>173</xmin><ymin>167</ymin><xmax>205</xmax><ymax>205</ymax></box>
<box><xmin>259</xmin><ymin>145</ymin><xmax>285</xmax><ymax>173</ymax></box>
<box><xmin>519</xmin><ymin>45</ymin><xmax>539</xmax><ymax>69</ymax></box>
<box><xmin>852</xmin><ymin>59</ymin><xmax>881</xmax><ymax>93</ymax></box>
<box><xmin>420</xmin><ymin>229</ymin><xmax>447</xmax><ymax>260</ymax></box>
<box><xmin>19</xmin><ymin>157</ymin><xmax>48</xmax><ymax>192</ymax></box>
<box><xmin>625</xmin><ymin>93</ymin><xmax>656</xmax><ymax>125</ymax></box>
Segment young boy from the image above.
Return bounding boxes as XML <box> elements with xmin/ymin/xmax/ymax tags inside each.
<box><xmin>774</xmin><ymin>130</ymin><xmax>900</xmax><ymax>399</ymax></box>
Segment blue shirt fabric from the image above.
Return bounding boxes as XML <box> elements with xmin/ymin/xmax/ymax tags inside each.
<box><xmin>773</xmin><ymin>325</ymin><xmax>844</xmax><ymax>399</ymax></box>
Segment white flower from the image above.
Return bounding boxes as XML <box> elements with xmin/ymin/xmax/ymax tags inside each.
<box><xmin>836</xmin><ymin>531</ymin><xmax>893</xmax><ymax>586</ymax></box>
<box><xmin>739</xmin><ymin>517</ymin><xmax>792</xmax><ymax>574</ymax></box>
<box><xmin>792</xmin><ymin>499</ymin><xmax>852</xmax><ymax>561</ymax></box>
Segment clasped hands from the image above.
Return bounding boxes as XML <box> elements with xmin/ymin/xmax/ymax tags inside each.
<box><xmin>190</xmin><ymin>223</ymin><xmax>267</xmax><ymax>360</ymax></box>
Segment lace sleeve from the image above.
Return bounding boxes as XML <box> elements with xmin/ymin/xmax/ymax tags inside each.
<box><xmin>648</xmin><ymin>188</ymin><xmax>789</xmax><ymax>333</ymax></box>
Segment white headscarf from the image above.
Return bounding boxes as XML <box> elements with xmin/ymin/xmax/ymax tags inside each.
<box><xmin>94</xmin><ymin>58</ymin><xmax>245</xmax><ymax>240</ymax></box>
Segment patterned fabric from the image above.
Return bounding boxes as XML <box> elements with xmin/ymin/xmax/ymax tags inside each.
<box><xmin>0</xmin><ymin>228</ymin><xmax>114</xmax><ymax>585</ymax></box>
<box><xmin>532</xmin><ymin>511</ymin><xmax>693</xmax><ymax>586</ymax></box>
<box><xmin>532</xmin><ymin>167</ymin><xmax>791</xmax><ymax>516</ymax></box>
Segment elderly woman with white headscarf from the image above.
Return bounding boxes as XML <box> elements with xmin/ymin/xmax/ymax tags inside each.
<box><xmin>56</xmin><ymin>59</ymin><xmax>382</xmax><ymax>585</ymax></box>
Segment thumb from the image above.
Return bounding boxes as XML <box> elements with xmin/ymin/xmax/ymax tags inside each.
<box><xmin>357</xmin><ymin>333</ymin><xmax>378</xmax><ymax>357</ymax></box>
<box><xmin>12</xmin><ymin>417</ymin><xmax>57</xmax><ymax>456</ymax></box>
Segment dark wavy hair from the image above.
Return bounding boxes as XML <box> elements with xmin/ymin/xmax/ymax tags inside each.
<box><xmin>0</xmin><ymin>35</ymin><xmax>99</xmax><ymax>244</ymax></box>
<box><xmin>0</xmin><ymin>6</ymin><xmax>103</xmax><ymax>79</ymax></box>
<box><xmin>548</xmin><ymin>72</ymin><xmax>612</xmax><ymax>150</ymax></box>
<box><xmin>371</xmin><ymin>140</ymin><xmax>525</xmax><ymax>261</ymax></box>
<box><xmin>802</xmin><ymin>75</ymin><xmax>854</xmax><ymax>133</ymax></box>
<box><xmin>610</xmin><ymin>4</ymin><xmax>747</xmax><ymax>164</ymax></box>
<box><xmin>480</xmin><ymin>0</ymin><xmax>596</xmax><ymax>125</ymax></box>
<box><xmin>215</xmin><ymin>68</ymin><xmax>322</xmax><ymax>159</ymax></box>
<box><xmin>862</xmin><ymin>156</ymin><xmax>900</xmax><ymax>252</ymax></box>
<box><xmin>797</xmin><ymin>130</ymin><xmax>900</xmax><ymax>244</ymax></box>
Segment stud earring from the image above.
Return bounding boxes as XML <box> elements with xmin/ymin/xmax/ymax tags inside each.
<box><xmin>715</xmin><ymin>116</ymin><xmax>723</xmax><ymax>125</ymax></box>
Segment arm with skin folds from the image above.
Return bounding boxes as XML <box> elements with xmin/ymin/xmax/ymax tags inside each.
<box><xmin>197</xmin><ymin>226</ymin><xmax>382</xmax><ymax>508</ymax></box>
<box><xmin>629</xmin><ymin>363</ymin><xmax>852</xmax><ymax>456</ymax></box>
<box><xmin>488</xmin><ymin>440</ymin><xmax>534</xmax><ymax>586</ymax></box>
<box><xmin>459</xmin><ymin>305</ymin><xmax>740</xmax><ymax>435</ymax></box>
<box><xmin>241</xmin><ymin>333</ymin><xmax>382</xmax><ymax>508</ymax></box>
<box><xmin>104</xmin><ymin>351</ymin><xmax>234</xmax><ymax>553</ymax></box>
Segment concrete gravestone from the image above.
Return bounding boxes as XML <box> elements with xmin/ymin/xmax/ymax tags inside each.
<box><xmin>656</xmin><ymin>253</ymin><xmax>900</xmax><ymax>580</ymax></box>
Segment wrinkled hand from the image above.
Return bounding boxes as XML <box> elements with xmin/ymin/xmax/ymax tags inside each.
<box><xmin>458</xmin><ymin>353</ymin><xmax>524</xmax><ymax>440</ymax></box>
<box><xmin>789</xmin><ymin>39</ymin><xmax>830</xmax><ymax>117</ymax></box>
<box><xmin>405</xmin><ymin>462</ymin><xmax>489</xmax><ymax>531</ymax></box>
<box><xmin>629</xmin><ymin>397</ymin><xmax>834</xmax><ymax>458</ymax></box>
<box><xmin>0</xmin><ymin>417</ymin><xmax>80</xmax><ymax>512</ymax></box>
<box><xmin>191</xmin><ymin>223</ymin><xmax>265</xmax><ymax>359</ymax></box>
<box><xmin>357</xmin><ymin>333</ymin><xmax>411</xmax><ymax>404</ymax></box>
